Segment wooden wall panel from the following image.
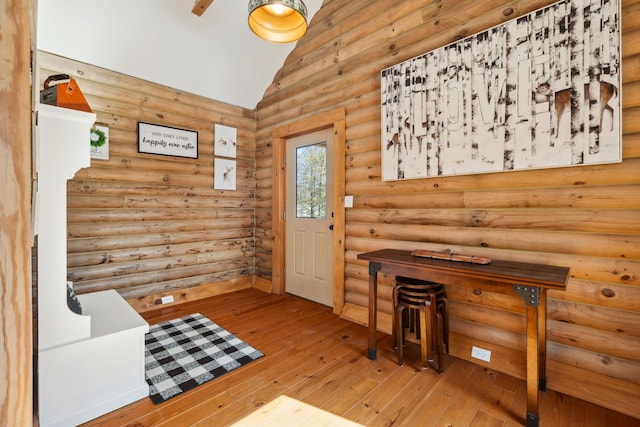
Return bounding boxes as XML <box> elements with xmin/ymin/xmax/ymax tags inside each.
<box><xmin>37</xmin><ymin>51</ymin><xmax>257</xmax><ymax>303</ymax></box>
<box><xmin>1</xmin><ymin>0</ymin><xmax>33</xmax><ymax>424</ymax></box>
<box><xmin>255</xmin><ymin>0</ymin><xmax>640</xmax><ymax>419</ymax></box>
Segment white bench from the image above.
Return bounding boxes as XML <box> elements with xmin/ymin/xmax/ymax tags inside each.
<box><xmin>36</xmin><ymin>105</ymin><xmax>149</xmax><ymax>427</ymax></box>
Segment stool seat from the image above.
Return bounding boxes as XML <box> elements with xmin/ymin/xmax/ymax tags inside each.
<box><xmin>393</xmin><ymin>276</ymin><xmax>448</xmax><ymax>372</ymax></box>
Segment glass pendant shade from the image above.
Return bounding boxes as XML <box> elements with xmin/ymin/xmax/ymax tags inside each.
<box><xmin>248</xmin><ymin>0</ymin><xmax>308</xmax><ymax>43</ymax></box>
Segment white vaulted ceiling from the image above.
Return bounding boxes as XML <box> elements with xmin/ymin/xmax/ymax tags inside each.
<box><xmin>36</xmin><ymin>0</ymin><xmax>323</xmax><ymax>110</ymax></box>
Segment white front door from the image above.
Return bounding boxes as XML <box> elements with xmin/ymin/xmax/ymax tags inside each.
<box><xmin>285</xmin><ymin>128</ymin><xmax>334</xmax><ymax>307</ymax></box>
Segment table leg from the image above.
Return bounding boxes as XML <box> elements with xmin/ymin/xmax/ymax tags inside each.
<box><xmin>514</xmin><ymin>284</ymin><xmax>544</xmax><ymax>427</ymax></box>
<box><xmin>525</xmin><ymin>303</ymin><xmax>540</xmax><ymax>427</ymax></box>
<box><xmin>538</xmin><ymin>288</ymin><xmax>547</xmax><ymax>391</ymax></box>
<box><xmin>367</xmin><ymin>264</ymin><xmax>379</xmax><ymax>360</ymax></box>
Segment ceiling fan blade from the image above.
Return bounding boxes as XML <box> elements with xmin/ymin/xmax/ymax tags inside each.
<box><xmin>192</xmin><ymin>0</ymin><xmax>214</xmax><ymax>16</ymax></box>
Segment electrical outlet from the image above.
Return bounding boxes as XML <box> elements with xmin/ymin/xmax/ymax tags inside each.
<box><xmin>161</xmin><ymin>295</ymin><xmax>174</xmax><ymax>304</ymax></box>
<box><xmin>471</xmin><ymin>346</ymin><xmax>491</xmax><ymax>362</ymax></box>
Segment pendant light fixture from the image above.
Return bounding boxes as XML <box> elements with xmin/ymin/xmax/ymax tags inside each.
<box><xmin>248</xmin><ymin>0</ymin><xmax>308</xmax><ymax>43</ymax></box>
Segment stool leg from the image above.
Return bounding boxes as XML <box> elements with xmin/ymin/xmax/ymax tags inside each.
<box><xmin>427</xmin><ymin>292</ymin><xmax>438</xmax><ymax>364</ymax></box>
<box><xmin>419</xmin><ymin>303</ymin><xmax>431</xmax><ymax>369</ymax></box>
<box><xmin>395</xmin><ymin>304</ymin><xmax>405</xmax><ymax>366</ymax></box>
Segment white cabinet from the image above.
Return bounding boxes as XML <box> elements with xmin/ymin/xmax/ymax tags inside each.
<box><xmin>36</xmin><ymin>105</ymin><xmax>149</xmax><ymax>427</ymax></box>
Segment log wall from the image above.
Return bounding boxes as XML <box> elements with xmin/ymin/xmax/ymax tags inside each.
<box><xmin>255</xmin><ymin>0</ymin><xmax>640</xmax><ymax>419</ymax></box>
<box><xmin>37</xmin><ymin>51</ymin><xmax>257</xmax><ymax>309</ymax></box>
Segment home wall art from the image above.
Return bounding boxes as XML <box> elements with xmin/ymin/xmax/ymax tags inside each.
<box><xmin>213</xmin><ymin>124</ymin><xmax>237</xmax><ymax>190</ymax></box>
<box><xmin>214</xmin><ymin>157</ymin><xmax>236</xmax><ymax>190</ymax></box>
<box><xmin>138</xmin><ymin>122</ymin><xmax>198</xmax><ymax>159</ymax></box>
<box><xmin>214</xmin><ymin>124</ymin><xmax>237</xmax><ymax>158</ymax></box>
<box><xmin>381</xmin><ymin>0</ymin><xmax>621</xmax><ymax>181</ymax></box>
<box><xmin>90</xmin><ymin>124</ymin><xmax>109</xmax><ymax>160</ymax></box>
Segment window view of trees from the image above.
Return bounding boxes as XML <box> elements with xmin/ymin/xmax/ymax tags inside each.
<box><xmin>296</xmin><ymin>142</ymin><xmax>327</xmax><ymax>219</ymax></box>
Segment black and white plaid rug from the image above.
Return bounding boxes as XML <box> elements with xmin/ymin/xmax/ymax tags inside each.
<box><xmin>145</xmin><ymin>313</ymin><xmax>264</xmax><ymax>404</ymax></box>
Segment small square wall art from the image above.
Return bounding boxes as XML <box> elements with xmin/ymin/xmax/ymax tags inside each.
<box><xmin>214</xmin><ymin>124</ymin><xmax>237</xmax><ymax>158</ymax></box>
<box><xmin>90</xmin><ymin>125</ymin><xmax>109</xmax><ymax>160</ymax></box>
<box><xmin>214</xmin><ymin>157</ymin><xmax>236</xmax><ymax>190</ymax></box>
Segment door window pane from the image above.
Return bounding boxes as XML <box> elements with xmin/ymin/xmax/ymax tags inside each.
<box><xmin>296</xmin><ymin>142</ymin><xmax>326</xmax><ymax>219</ymax></box>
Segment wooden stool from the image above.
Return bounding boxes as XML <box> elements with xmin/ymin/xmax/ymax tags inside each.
<box><xmin>392</xmin><ymin>276</ymin><xmax>448</xmax><ymax>372</ymax></box>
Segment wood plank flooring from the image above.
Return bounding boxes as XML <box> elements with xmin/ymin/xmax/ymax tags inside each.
<box><xmin>81</xmin><ymin>289</ymin><xmax>639</xmax><ymax>427</ymax></box>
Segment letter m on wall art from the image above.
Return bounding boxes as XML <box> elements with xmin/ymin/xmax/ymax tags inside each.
<box><xmin>380</xmin><ymin>0</ymin><xmax>621</xmax><ymax>181</ymax></box>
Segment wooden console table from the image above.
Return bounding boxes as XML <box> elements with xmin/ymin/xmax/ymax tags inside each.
<box><xmin>357</xmin><ymin>249</ymin><xmax>569</xmax><ymax>427</ymax></box>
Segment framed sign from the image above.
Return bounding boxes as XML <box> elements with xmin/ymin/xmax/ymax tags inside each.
<box><xmin>381</xmin><ymin>0</ymin><xmax>621</xmax><ymax>180</ymax></box>
<box><xmin>138</xmin><ymin>122</ymin><xmax>198</xmax><ymax>159</ymax></box>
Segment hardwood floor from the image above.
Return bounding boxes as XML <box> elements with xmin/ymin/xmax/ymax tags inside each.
<box><xmin>82</xmin><ymin>289</ymin><xmax>638</xmax><ymax>427</ymax></box>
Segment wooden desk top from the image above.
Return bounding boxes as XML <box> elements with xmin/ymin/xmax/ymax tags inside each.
<box><xmin>358</xmin><ymin>249</ymin><xmax>569</xmax><ymax>290</ymax></box>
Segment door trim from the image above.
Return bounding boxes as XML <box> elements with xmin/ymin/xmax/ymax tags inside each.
<box><xmin>271</xmin><ymin>107</ymin><xmax>346</xmax><ymax>314</ymax></box>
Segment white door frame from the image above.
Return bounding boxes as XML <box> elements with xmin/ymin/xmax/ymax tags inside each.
<box><xmin>271</xmin><ymin>107</ymin><xmax>346</xmax><ymax>314</ymax></box>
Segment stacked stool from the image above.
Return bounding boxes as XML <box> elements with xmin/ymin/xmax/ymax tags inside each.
<box><xmin>392</xmin><ymin>276</ymin><xmax>449</xmax><ymax>372</ymax></box>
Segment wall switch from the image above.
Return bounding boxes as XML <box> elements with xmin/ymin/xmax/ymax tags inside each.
<box><xmin>344</xmin><ymin>195</ymin><xmax>354</xmax><ymax>208</ymax></box>
<box><xmin>161</xmin><ymin>295</ymin><xmax>174</xmax><ymax>304</ymax></box>
<box><xmin>471</xmin><ymin>346</ymin><xmax>491</xmax><ymax>362</ymax></box>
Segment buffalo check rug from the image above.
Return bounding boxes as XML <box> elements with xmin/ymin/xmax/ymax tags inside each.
<box><xmin>145</xmin><ymin>313</ymin><xmax>264</xmax><ymax>404</ymax></box>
